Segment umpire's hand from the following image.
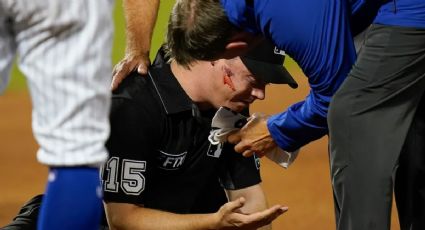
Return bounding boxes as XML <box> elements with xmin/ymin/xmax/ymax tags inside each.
<box><xmin>213</xmin><ymin>197</ymin><xmax>288</xmax><ymax>229</ymax></box>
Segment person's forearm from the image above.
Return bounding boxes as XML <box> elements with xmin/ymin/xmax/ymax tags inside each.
<box><xmin>226</xmin><ymin>185</ymin><xmax>271</xmax><ymax>230</ymax></box>
<box><xmin>124</xmin><ymin>210</ymin><xmax>218</xmax><ymax>230</ymax></box>
<box><xmin>106</xmin><ymin>204</ymin><xmax>218</xmax><ymax>230</ymax></box>
<box><xmin>227</xmin><ymin>185</ymin><xmax>268</xmax><ymax>213</ymax></box>
<box><xmin>123</xmin><ymin>0</ymin><xmax>159</xmax><ymax>57</ymax></box>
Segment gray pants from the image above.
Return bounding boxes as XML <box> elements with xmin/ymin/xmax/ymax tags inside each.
<box><xmin>328</xmin><ymin>24</ymin><xmax>425</xmax><ymax>230</ymax></box>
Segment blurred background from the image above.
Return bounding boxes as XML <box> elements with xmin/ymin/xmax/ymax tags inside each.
<box><xmin>0</xmin><ymin>0</ymin><xmax>399</xmax><ymax>229</ymax></box>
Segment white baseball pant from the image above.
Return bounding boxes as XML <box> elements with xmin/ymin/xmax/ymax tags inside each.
<box><xmin>0</xmin><ymin>0</ymin><xmax>114</xmax><ymax>166</ymax></box>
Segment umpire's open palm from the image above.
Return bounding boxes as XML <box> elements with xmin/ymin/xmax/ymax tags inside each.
<box><xmin>214</xmin><ymin>197</ymin><xmax>288</xmax><ymax>229</ymax></box>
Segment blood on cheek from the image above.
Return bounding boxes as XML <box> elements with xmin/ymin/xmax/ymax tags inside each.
<box><xmin>223</xmin><ymin>74</ymin><xmax>236</xmax><ymax>91</ymax></box>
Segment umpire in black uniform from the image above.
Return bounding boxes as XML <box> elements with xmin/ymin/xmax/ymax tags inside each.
<box><xmin>102</xmin><ymin>40</ymin><xmax>296</xmax><ymax>230</ymax></box>
<box><xmin>2</xmin><ymin>40</ymin><xmax>296</xmax><ymax>230</ymax></box>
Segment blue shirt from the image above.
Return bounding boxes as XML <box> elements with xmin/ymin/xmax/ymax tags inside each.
<box><xmin>221</xmin><ymin>0</ymin><xmax>358</xmax><ymax>151</ymax></box>
<box><xmin>374</xmin><ymin>0</ymin><xmax>425</xmax><ymax>28</ymax></box>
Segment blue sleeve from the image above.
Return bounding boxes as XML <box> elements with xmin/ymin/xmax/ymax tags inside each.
<box><xmin>221</xmin><ymin>0</ymin><xmax>359</xmax><ymax>150</ymax></box>
<box><xmin>267</xmin><ymin>91</ymin><xmax>330</xmax><ymax>152</ymax></box>
<box><xmin>257</xmin><ymin>0</ymin><xmax>357</xmax><ymax>151</ymax></box>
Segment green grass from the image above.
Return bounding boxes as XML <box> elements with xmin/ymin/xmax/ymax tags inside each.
<box><xmin>7</xmin><ymin>64</ymin><xmax>26</xmax><ymax>92</ymax></box>
<box><xmin>6</xmin><ymin>0</ymin><xmax>301</xmax><ymax>92</ymax></box>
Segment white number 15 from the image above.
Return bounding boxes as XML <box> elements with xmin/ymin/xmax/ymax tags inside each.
<box><xmin>102</xmin><ymin>157</ymin><xmax>146</xmax><ymax>195</ymax></box>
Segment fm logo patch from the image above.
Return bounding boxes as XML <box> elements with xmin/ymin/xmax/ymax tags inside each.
<box><xmin>157</xmin><ymin>150</ymin><xmax>187</xmax><ymax>170</ymax></box>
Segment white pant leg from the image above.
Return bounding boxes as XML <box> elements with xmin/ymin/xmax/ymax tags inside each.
<box><xmin>0</xmin><ymin>1</ymin><xmax>17</xmax><ymax>94</ymax></box>
<box><xmin>12</xmin><ymin>0</ymin><xmax>114</xmax><ymax>166</ymax></box>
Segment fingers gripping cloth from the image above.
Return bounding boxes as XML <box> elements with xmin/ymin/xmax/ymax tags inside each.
<box><xmin>208</xmin><ymin>107</ymin><xmax>299</xmax><ymax>169</ymax></box>
<box><xmin>208</xmin><ymin>107</ymin><xmax>247</xmax><ymax>145</ymax></box>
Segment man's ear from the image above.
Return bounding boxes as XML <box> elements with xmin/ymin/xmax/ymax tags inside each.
<box><xmin>221</xmin><ymin>33</ymin><xmax>264</xmax><ymax>59</ymax></box>
<box><xmin>221</xmin><ymin>41</ymin><xmax>250</xmax><ymax>59</ymax></box>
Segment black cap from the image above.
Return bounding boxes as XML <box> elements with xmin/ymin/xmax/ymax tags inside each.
<box><xmin>240</xmin><ymin>40</ymin><xmax>298</xmax><ymax>89</ymax></box>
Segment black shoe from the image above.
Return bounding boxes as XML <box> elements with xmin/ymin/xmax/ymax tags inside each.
<box><xmin>1</xmin><ymin>195</ymin><xmax>43</xmax><ymax>230</ymax></box>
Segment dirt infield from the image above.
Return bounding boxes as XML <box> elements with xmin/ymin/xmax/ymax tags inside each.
<box><xmin>0</xmin><ymin>72</ymin><xmax>400</xmax><ymax>229</ymax></box>
<box><xmin>0</xmin><ymin>91</ymin><xmax>47</xmax><ymax>227</ymax></box>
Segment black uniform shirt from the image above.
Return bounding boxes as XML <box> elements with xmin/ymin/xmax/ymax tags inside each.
<box><xmin>101</xmin><ymin>60</ymin><xmax>261</xmax><ymax>214</ymax></box>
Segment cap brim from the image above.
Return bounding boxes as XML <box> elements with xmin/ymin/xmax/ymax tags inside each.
<box><xmin>241</xmin><ymin>58</ymin><xmax>298</xmax><ymax>89</ymax></box>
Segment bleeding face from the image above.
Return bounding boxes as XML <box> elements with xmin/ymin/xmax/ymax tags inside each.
<box><xmin>212</xmin><ymin>57</ymin><xmax>266</xmax><ymax>112</ymax></box>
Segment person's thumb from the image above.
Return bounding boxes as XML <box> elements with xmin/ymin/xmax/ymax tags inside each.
<box><xmin>227</xmin><ymin>197</ymin><xmax>245</xmax><ymax>212</ymax></box>
<box><xmin>227</xmin><ymin>131</ymin><xmax>241</xmax><ymax>144</ymax></box>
